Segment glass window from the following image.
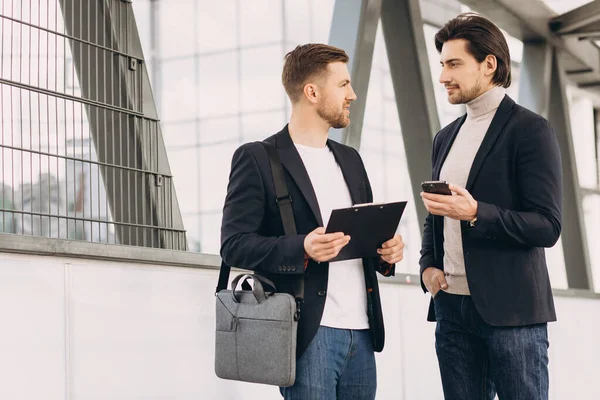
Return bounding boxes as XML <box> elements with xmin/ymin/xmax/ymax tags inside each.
<box><xmin>362</xmin><ymin>65</ymin><xmax>385</xmax><ymax>135</ymax></box>
<box><xmin>199</xmin><ymin>212</ymin><xmax>224</xmax><ymax>254</ymax></box>
<box><xmin>197</xmin><ymin>0</ymin><xmax>237</xmax><ymax>53</ymax></box>
<box><xmin>504</xmin><ymin>31</ymin><xmax>523</xmax><ymax>64</ymax></box>
<box><xmin>371</xmin><ymin>26</ymin><xmax>386</xmax><ymax>72</ymax></box>
<box><xmin>309</xmin><ymin>0</ymin><xmax>335</xmax><ymax>43</ymax></box>
<box><xmin>169</xmin><ymin>147</ymin><xmax>199</xmax><ymax>215</ymax></box>
<box><xmin>583</xmin><ymin>194</ymin><xmax>600</xmax><ymax>291</ymax></box>
<box><xmin>284</xmin><ymin>0</ymin><xmax>312</xmax><ymax>45</ymax></box>
<box><xmin>507</xmin><ymin>65</ymin><xmax>520</xmax><ymax>102</ymax></box>
<box><xmin>132</xmin><ymin>0</ymin><xmax>152</xmax><ymax>57</ymax></box>
<box><xmin>545</xmin><ymin>238</ymin><xmax>568</xmax><ymax>289</ymax></box>
<box><xmin>162</xmin><ymin>121</ymin><xmax>197</xmax><ymax>151</ymax></box>
<box><xmin>241</xmin><ymin>110</ymin><xmax>286</xmax><ymax>142</ymax></box>
<box><xmin>199</xmin><ymin>117</ymin><xmax>240</xmax><ymax>146</ymax></box>
<box><xmin>569</xmin><ymin>93</ymin><xmax>598</xmax><ymax>188</ymax></box>
<box><xmin>198</xmin><ymin>141</ymin><xmax>239</xmax><ymax>214</ymax></box>
<box><xmin>240</xmin><ymin>45</ymin><xmax>286</xmax><ymax>113</ymax></box>
<box><xmin>159</xmin><ymin>58</ymin><xmax>197</xmax><ymax>122</ymax></box>
<box><xmin>157</xmin><ymin>0</ymin><xmax>196</xmax><ymax>59</ymax></box>
<box><xmin>183</xmin><ymin>213</ymin><xmax>201</xmax><ymax>252</ymax></box>
<box><xmin>198</xmin><ymin>51</ymin><xmax>239</xmax><ymax>119</ymax></box>
<box><xmin>240</xmin><ymin>0</ymin><xmax>282</xmax><ymax>47</ymax></box>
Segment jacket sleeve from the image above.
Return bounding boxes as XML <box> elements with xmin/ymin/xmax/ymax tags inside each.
<box><xmin>466</xmin><ymin>118</ymin><xmax>562</xmax><ymax>248</ymax></box>
<box><xmin>419</xmin><ymin>133</ymin><xmax>443</xmax><ymax>293</ymax></box>
<box><xmin>220</xmin><ymin>143</ymin><xmax>306</xmax><ymax>275</ymax></box>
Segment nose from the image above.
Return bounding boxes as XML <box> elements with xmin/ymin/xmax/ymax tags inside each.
<box><xmin>347</xmin><ymin>84</ymin><xmax>357</xmax><ymax>101</ymax></box>
<box><xmin>439</xmin><ymin>68</ymin><xmax>451</xmax><ymax>85</ymax></box>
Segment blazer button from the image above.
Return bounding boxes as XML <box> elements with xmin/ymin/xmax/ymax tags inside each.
<box><xmin>291</xmin><ymin>266</ymin><xmax>296</xmax><ymax>272</ymax></box>
<box><xmin>278</xmin><ymin>266</ymin><xmax>283</xmax><ymax>271</ymax></box>
<box><xmin>317</xmin><ymin>290</ymin><xmax>326</xmax><ymax>296</ymax></box>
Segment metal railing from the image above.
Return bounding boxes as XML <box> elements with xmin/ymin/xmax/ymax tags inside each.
<box><xmin>0</xmin><ymin>0</ymin><xmax>186</xmax><ymax>249</ymax></box>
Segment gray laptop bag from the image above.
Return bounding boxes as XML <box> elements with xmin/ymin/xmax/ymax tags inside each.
<box><xmin>214</xmin><ymin>142</ymin><xmax>303</xmax><ymax>387</ymax></box>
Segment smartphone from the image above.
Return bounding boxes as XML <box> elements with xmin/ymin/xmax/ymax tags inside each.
<box><xmin>421</xmin><ymin>180</ymin><xmax>452</xmax><ymax>195</ymax></box>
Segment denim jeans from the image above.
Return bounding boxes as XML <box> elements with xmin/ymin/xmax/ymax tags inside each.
<box><xmin>434</xmin><ymin>291</ymin><xmax>549</xmax><ymax>400</ymax></box>
<box><xmin>280</xmin><ymin>326</ymin><xmax>377</xmax><ymax>400</ymax></box>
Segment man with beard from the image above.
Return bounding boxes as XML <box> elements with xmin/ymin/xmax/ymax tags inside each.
<box><xmin>220</xmin><ymin>43</ymin><xmax>405</xmax><ymax>399</ymax></box>
<box><xmin>419</xmin><ymin>13</ymin><xmax>561</xmax><ymax>400</ymax></box>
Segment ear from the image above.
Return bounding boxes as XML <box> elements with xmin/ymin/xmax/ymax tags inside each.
<box><xmin>303</xmin><ymin>83</ymin><xmax>319</xmax><ymax>105</ymax></box>
<box><xmin>484</xmin><ymin>54</ymin><xmax>497</xmax><ymax>78</ymax></box>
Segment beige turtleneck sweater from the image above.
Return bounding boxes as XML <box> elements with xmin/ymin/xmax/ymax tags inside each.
<box><xmin>439</xmin><ymin>85</ymin><xmax>506</xmax><ymax>295</ymax></box>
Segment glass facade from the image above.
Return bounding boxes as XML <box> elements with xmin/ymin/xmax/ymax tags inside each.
<box><xmin>568</xmin><ymin>88</ymin><xmax>600</xmax><ymax>290</ymax></box>
<box><xmin>0</xmin><ymin>0</ymin><xmax>594</xmax><ymax>288</ymax></box>
<box><xmin>133</xmin><ymin>0</ymin><xmax>337</xmax><ymax>253</ymax></box>
<box><xmin>130</xmin><ymin>0</ymin><xmax>589</xmax><ymax>284</ymax></box>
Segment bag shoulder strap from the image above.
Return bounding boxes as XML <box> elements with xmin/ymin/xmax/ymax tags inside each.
<box><xmin>217</xmin><ymin>142</ymin><xmax>303</xmax><ymax>304</ymax></box>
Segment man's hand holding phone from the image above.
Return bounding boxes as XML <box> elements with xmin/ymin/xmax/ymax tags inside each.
<box><xmin>420</xmin><ymin>181</ymin><xmax>478</xmax><ymax>221</ymax></box>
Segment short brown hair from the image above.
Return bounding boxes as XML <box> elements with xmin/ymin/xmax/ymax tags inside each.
<box><xmin>435</xmin><ymin>13</ymin><xmax>511</xmax><ymax>88</ymax></box>
<box><xmin>282</xmin><ymin>44</ymin><xmax>349</xmax><ymax>103</ymax></box>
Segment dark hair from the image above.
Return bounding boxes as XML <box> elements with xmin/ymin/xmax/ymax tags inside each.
<box><xmin>435</xmin><ymin>13</ymin><xmax>511</xmax><ymax>88</ymax></box>
<box><xmin>282</xmin><ymin>43</ymin><xmax>349</xmax><ymax>103</ymax></box>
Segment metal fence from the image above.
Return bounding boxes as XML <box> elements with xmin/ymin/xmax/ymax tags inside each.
<box><xmin>0</xmin><ymin>0</ymin><xmax>186</xmax><ymax>249</ymax></box>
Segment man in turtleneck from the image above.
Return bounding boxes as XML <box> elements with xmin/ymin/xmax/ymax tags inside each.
<box><xmin>419</xmin><ymin>13</ymin><xmax>562</xmax><ymax>400</ymax></box>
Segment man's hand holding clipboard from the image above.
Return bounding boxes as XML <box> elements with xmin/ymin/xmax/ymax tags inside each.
<box><xmin>305</xmin><ymin>201</ymin><xmax>407</xmax><ymax>263</ymax></box>
<box><xmin>377</xmin><ymin>233</ymin><xmax>405</xmax><ymax>265</ymax></box>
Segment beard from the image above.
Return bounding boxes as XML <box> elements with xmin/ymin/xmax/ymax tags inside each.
<box><xmin>317</xmin><ymin>98</ymin><xmax>350</xmax><ymax>129</ymax></box>
<box><xmin>447</xmin><ymin>78</ymin><xmax>482</xmax><ymax>105</ymax></box>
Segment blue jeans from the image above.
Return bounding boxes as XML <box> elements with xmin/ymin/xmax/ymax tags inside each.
<box><xmin>280</xmin><ymin>326</ymin><xmax>377</xmax><ymax>400</ymax></box>
<box><xmin>434</xmin><ymin>291</ymin><xmax>549</xmax><ymax>400</ymax></box>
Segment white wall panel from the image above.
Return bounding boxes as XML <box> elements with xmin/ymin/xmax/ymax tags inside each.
<box><xmin>0</xmin><ymin>252</ymin><xmax>597</xmax><ymax>399</ymax></box>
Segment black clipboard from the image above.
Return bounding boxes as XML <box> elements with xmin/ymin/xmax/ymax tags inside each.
<box><xmin>325</xmin><ymin>201</ymin><xmax>407</xmax><ymax>262</ymax></box>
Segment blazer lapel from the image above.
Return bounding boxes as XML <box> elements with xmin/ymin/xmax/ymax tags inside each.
<box><xmin>275</xmin><ymin>126</ymin><xmax>324</xmax><ymax>226</ymax></box>
<box><xmin>465</xmin><ymin>95</ymin><xmax>515</xmax><ymax>190</ymax></box>
<box><xmin>327</xmin><ymin>140</ymin><xmax>363</xmax><ymax>205</ymax></box>
<box><xmin>433</xmin><ymin>115</ymin><xmax>466</xmax><ymax>180</ymax></box>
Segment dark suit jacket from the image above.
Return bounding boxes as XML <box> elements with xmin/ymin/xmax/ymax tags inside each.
<box><xmin>419</xmin><ymin>95</ymin><xmax>561</xmax><ymax>326</ymax></box>
<box><xmin>221</xmin><ymin>125</ymin><xmax>394</xmax><ymax>358</ymax></box>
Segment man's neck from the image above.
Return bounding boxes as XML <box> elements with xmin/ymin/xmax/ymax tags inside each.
<box><xmin>288</xmin><ymin>110</ymin><xmax>329</xmax><ymax>148</ymax></box>
<box><xmin>466</xmin><ymin>85</ymin><xmax>505</xmax><ymax>119</ymax></box>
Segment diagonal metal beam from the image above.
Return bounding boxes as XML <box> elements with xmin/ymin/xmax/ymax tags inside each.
<box><xmin>547</xmin><ymin>48</ymin><xmax>593</xmax><ymax>290</ymax></box>
<box><xmin>519</xmin><ymin>41</ymin><xmax>553</xmax><ymax>118</ymax></box>
<box><xmin>328</xmin><ymin>0</ymin><xmax>381</xmax><ymax>149</ymax></box>
<box><xmin>381</xmin><ymin>0</ymin><xmax>439</xmax><ymax>226</ymax></box>
<box><xmin>555</xmin><ymin>20</ymin><xmax>600</xmax><ymax>39</ymax></box>
<box><xmin>549</xmin><ymin>0</ymin><xmax>600</xmax><ymax>35</ymax></box>
<box><xmin>59</xmin><ymin>0</ymin><xmax>186</xmax><ymax>249</ymax></box>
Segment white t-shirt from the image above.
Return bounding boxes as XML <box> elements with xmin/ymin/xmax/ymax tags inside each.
<box><xmin>295</xmin><ymin>143</ymin><xmax>369</xmax><ymax>330</ymax></box>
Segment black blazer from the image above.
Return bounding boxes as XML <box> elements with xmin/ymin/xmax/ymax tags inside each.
<box><xmin>221</xmin><ymin>125</ymin><xmax>394</xmax><ymax>358</ymax></box>
<box><xmin>419</xmin><ymin>95</ymin><xmax>561</xmax><ymax>326</ymax></box>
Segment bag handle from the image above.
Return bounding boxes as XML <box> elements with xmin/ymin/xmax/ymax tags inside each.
<box><xmin>230</xmin><ymin>274</ymin><xmax>276</xmax><ymax>304</ymax></box>
<box><xmin>216</xmin><ymin>142</ymin><xmax>303</xmax><ymax>307</ymax></box>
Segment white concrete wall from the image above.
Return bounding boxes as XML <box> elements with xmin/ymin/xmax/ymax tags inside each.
<box><xmin>0</xmin><ymin>252</ymin><xmax>597</xmax><ymax>399</ymax></box>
